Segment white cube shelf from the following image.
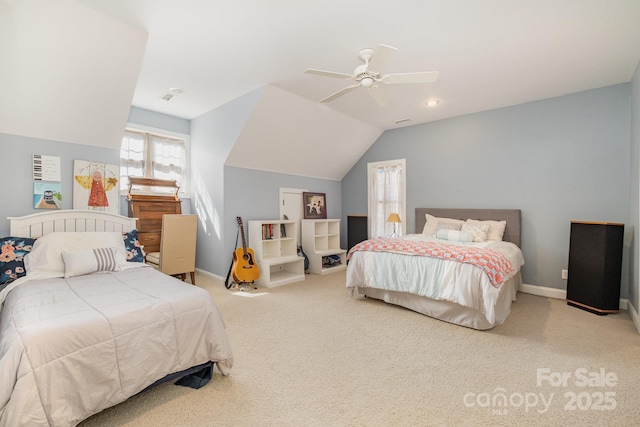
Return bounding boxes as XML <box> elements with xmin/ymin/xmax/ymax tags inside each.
<box><xmin>301</xmin><ymin>219</ymin><xmax>347</xmax><ymax>275</ymax></box>
<box><xmin>248</xmin><ymin>220</ymin><xmax>305</xmax><ymax>288</ymax></box>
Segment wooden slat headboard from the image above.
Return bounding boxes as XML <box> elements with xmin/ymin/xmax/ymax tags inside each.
<box><xmin>415</xmin><ymin>208</ymin><xmax>521</xmax><ymax>247</ymax></box>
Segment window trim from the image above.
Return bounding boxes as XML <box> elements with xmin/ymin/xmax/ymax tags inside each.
<box><xmin>367</xmin><ymin>158</ymin><xmax>407</xmax><ymax>238</ymax></box>
<box><xmin>120</xmin><ymin>123</ymin><xmax>190</xmax><ymax>197</ymax></box>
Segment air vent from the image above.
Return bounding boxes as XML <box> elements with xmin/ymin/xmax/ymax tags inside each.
<box><xmin>160</xmin><ymin>87</ymin><xmax>183</xmax><ymax>102</ymax></box>
<box><xmin>394</xmin><ymin>118</ymin><xmax>411</xmax><ymax>124</ymax></box>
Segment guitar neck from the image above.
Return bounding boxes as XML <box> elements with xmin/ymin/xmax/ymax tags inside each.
<box><xmin>240</xmin><ymin>224</ymin><xmax>248</xmax><ymax>253</ymax></box>
<box><xmin>237</xmin><ymin>216</ymin><xmax>248</xmax><ymax>255</ymax></box>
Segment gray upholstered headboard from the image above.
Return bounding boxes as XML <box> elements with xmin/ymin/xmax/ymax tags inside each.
<box><xmin>415</xmin><ymin>208</ymin><xmax>521</xmax><ymax>247</ymax></box>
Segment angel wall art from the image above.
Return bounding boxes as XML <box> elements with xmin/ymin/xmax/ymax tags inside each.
<box><xmin>73</xmin><ymin>160</ymin><xmax>119</xmax><ymax>214</ymax></box>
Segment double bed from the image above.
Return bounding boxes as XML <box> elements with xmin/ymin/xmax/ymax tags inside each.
<box><xmin>346</xmin><ymin>208</ymin><xmax>524</xmax><ymax>330</ymax></box>
<box><xmin>0</xmin><ymin>210</ymin><xmax>233</xmax><ymax>427</ymax></box>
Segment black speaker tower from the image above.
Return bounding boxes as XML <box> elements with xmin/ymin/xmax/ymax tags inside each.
<box><xmin>566</xmin><ymin>221</ymin><xmax>624</xmax><ymax>315</ymax></box>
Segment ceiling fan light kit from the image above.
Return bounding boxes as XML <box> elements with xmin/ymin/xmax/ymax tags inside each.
<box><xmin>305</xmin><ymin>44</ymin><xmax>439</xmax><ymax>107</ymax></box>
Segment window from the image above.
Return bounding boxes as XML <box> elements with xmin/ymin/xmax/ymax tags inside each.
<box><xmin>120</xmin><ymin>127</ymin><xmax>188</xmax><ymax>195</ymax></box>
<box><xmin>367</xmin><ymin>159</ymin><xmax>406</xmax><ymax>238</ymax></box>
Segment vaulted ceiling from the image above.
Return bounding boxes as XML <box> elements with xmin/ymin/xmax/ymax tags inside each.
<box><xmin>2</xmin><ymin>0</ymin><xmax>640</xmax><ymax>180</ymax></box>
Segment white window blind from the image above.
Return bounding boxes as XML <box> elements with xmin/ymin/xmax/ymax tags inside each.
<box><xmin>367</xmin><ymin>159</ymin><xmax>406</xmax><ymax>238</ymax></box>
<box><xmin>120</xmin><ymin>129</ymin><xmax>188</xmax><ymax>195</ymax></box>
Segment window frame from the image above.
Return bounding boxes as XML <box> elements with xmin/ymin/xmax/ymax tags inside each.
<box><xmin>120</xmin><ymin>123</ymin><xmax>190</xmax><ymax>198</ymax></box>
<box><xmin>367</xmin><ymin>158</ymin><xmax>406</xmax><ymax>238</ymax></box>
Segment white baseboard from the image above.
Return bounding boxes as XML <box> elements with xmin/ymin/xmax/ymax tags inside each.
<box><xmin>519</xmin><ymin>283</ymin><xmax>629</xmax><ymax>312</ymax></box>
<box><xmin>196</xmin><ymin>267</ymin><xmax>224</xmax><ymax>282</ymax></box>
<box><xmin>519</xmin><ymin>283</ymin><xmax>567</xmax><ymax>300</ymax></box>
<box><xmin>628</xmin><ymin>302</ymin><xmax>640</xmax><ymax>334</ymax></box>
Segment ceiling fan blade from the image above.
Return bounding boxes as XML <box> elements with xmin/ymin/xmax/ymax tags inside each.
<box><xmin>367</xmin><ymin>44</ymin><xmax>398</xmax><ymax>72</ymax></box>
<box><xmin>320</xmin><ymin>83</ymin><xmax>360</xmax><ymax>103</ymax></box>
<box><xmin>383</xmin><ymin>71</ymin><xmax>439</xmax><ymax>84</ymax></box>
<box><xmin>368</xmin><ymin>86</ymin><xmax>389</xmax><ymax>107</ymax></box>
<box><xmin>305</xmin><ymin>69</ymin><xmax>353</xmax><ymax>80</ymax></box>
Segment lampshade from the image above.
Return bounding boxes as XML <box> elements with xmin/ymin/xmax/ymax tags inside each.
<box><xmin>387</xmin><ymin>213</ymin><xmax>401</xmax><ymax>223</ymax></box>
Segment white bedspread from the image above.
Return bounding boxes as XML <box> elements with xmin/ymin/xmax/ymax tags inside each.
<box><xmin>0</xmin><ymin>266</ymin><xmax>233</xmax><ymax>427</ymax></box>
<box><xmin>346</xmin><ymin>234</ymin><xmax>524</xmax><ymax>325</ymax></box>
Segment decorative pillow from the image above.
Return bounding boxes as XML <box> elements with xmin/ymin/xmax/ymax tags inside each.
<box><xmin>25</xmin><ymin>232</ymin><xmax>128</xmax><ymax>277</ymax></box>
<box><xmin>461</xmin><ymin>222</ymin><xmax>490</xmax><ymax>242</ymax></box>
<box><xmin>432</xmin><ymin>220</ymin><xmax>463</xmax><ymax>236</ymax></box>
<box><xmin>422</xmin><ymin>214</ymin><xmax>465</xmax><ymax>236</ymax></box>
<box><xmin>465</xmin><ymin>219</ymin><xmax>507</xmax><ymax>241</ymax></box>
<box><xmin>62</xmin><ymin>247</ymin><xmax>121</xmax><ymax>278</ymax></box>
<box><xmin>436</xmin><ymin>229</ymin><xmax>474</xmax><ymax>242</ymax></box>
<box><xmin>123</xmin><ymin>229</ymin><xmax>145</xmax><ymax>262</ymax></box>
<box><xmin>1</xmin><ymin>236</ymin><xmax>37</xmax><ymax>285</ymax></box>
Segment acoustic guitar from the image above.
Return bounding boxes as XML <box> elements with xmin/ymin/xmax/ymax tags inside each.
<box><xmin>231</xmin><ymin>216</ymin><xmax>260</xmax><ymax>284</ymax></box>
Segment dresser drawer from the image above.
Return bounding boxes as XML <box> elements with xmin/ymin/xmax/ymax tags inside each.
<box><xmin>137</xmin><ymin>231</ymin><xmax>161</xmax><ymax>254</ymax></box>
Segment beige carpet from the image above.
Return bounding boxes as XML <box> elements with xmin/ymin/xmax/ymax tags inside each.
<box><xmin>80</xmin><ymin>271</ymin><xmax>640</xmax><ymax>427</ymax></box>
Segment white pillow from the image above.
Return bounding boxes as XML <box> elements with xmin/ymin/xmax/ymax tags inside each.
<box><xmin>432</xmin><ymin>220</ymin><xmax>463</xmax><ymax>236</ymax></box>
<box><xmin>25</xmin><ymin>232</ymin><xmax>128</xmax><ymax>277</ymax></box>
<box><xmin>461</xmin><ymin>222</ymin><xmax>490</xmax><ymax>242</ymax></box>
<box><xmin>62</xmin><ymin>247</ymin><xmax>121</xmax><ymax>278</ymax></box>
<box><xmin>422</xmin><ymin>214</ymin><xmax>465</xmax><ymax>236</ymax></box>
<box><xmin>465</xmin><ymin>219</ymin><xmax>507</xmax><ymax>241</ymax></box>
<box><xmin>436</xmin><ymin>229</ymin><xmax>474</xmax><ymax>242</ymax></box>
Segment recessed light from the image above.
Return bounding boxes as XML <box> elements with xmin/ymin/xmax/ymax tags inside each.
<box><xmin>425</xmin><ymin>99</ymin><xmax>440</xmax><ymax>107</ymax></box>
<box><xmin>169</xmin><ymin>87</ymin><xmax>183</xmax><ymax>94</ymax></box>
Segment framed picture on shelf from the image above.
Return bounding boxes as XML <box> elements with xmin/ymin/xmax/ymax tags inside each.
<box><xmin>303</xmin><ymin>192</ymin><xmax>327</xmax><ymax>219</ymax></box>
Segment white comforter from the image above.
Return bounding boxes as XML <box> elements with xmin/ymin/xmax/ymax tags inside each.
<box><xmin>346</xmin><ymin>234</ymin><xmax>525</xmax><ymax>324</ymax></box>
<box><xmin>0</xmin><ymin>266</ymin><xmax>233</xmax><ymax>427</ymax></box>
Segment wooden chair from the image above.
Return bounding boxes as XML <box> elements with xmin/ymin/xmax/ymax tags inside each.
<box><xmin>145</xmin><ymin>214</ymin><xmax>198</xmax><ymax>285</ymax></box>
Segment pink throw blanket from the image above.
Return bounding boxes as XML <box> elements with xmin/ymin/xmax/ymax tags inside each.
<box><xmin>347</xmin><ymin>238</ymin><xmax>513</xmax><ymax>288</ymax></box>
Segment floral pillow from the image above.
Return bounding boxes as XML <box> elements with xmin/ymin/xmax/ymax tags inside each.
<box><xmin>1</xmin><ymin>236</ymin><xmax>37</xmax><ymax>285</ymax></box>
<box><xmin>122</xmin><ymin>230</ymin><xmax>145</xmax><ymax>263</ymax></box>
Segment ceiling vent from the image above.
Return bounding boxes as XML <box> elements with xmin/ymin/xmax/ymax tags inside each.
<box><xmin>394</xmin><ymin>118</ymin><xmax>411</xmax><ymax>124</ymax></box>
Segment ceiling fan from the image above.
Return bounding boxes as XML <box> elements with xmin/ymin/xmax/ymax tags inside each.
<box><xmin>305</xmin><ymin>44</ymin><xmax>438</xmax><ymax>107</ymax></box>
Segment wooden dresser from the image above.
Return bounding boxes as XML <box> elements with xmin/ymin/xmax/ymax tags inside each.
<box><xmin>127</xmin><ymin>178</ymin><xmax>181</xmax><ymax>254</ymax></box>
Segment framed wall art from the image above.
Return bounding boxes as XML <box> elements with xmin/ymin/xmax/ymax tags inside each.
<box><xmin>72</xmin><ymin>160</ymin><xmax>119</xmax><ymax>214</ymax></box>
<box><xmin>33</xmin><ymin>182</ymin><xmax>62</xmax><ymax>209</ymax></box>
<box><xmin>302</xmin><ymin>192</ymin><xmax>327</xmax><ymax>219</ymax></box>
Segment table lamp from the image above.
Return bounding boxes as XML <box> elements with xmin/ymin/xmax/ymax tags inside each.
<box><xmin>387</xmin><ymin>213</ymin><xmax>401</xmax><ymax>237</ymax></box>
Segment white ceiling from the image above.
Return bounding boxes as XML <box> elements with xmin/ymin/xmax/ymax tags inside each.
<box><xmin>2</xmin><ymin>0</ymin><xmax>640</xmax><ymax>181</ymax></box>
<box><xmin>76</xmin><ymin>0</ymin><xmax>640</xmax><ymax>129</ymax></box>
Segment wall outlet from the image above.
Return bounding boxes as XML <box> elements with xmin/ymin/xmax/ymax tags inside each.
<box><xmin>561</xmin><ymin>269</ymin><xmax>568</xmax><ymax>280</ymax></box>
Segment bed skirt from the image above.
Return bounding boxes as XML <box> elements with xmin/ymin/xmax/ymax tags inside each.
<box><xmin>355</xmin><ymin>272</ymin><xmax>521</xmax><ymax>330</ymax></box>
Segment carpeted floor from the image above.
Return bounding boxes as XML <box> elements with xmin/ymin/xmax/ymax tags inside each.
<box><xmin>80</xmin><ymin>271</ymin><xmax>640</xmax><ymax>427</ymax></box>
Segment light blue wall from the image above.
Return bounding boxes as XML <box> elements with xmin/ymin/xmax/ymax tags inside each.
<box><xmin>224</xmin><ymin>165</ymin><xmax>341</xmax><ymax>255</ymax></box>
<box><xmin>128</xmin><ymin>106</ymin><xmax>190</xmax><ymax>135</ymax></box>
<box><xmin>0</xmin><ymin>108</ymin><xmax>190</xmax><ymax>233</ymax></box>
<box><xmin>0</xmin><ymin>133</ymin><xmax>120</xmax><ymax>235</ymax></box>
<box><xmin>630</xmin><ymin>62</ymin><xmax>640</xmax><ymax>313</ymax></box>
<box><xmin>190</xmin><ymin>88</ymin><xmax>264</xmax><ymax>276</ymax></box>
<box><xmin>342</xmin><ymin>84</ymin><xmax>632</xmax><ymax>297</ymax></box>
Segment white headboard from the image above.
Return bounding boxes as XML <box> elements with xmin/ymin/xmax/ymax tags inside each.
<box><xmin>8</xmin><ymin>210</ymin><xmax>137</xmax><ymax>238</ymax></box>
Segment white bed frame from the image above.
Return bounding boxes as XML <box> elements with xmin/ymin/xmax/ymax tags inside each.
<box><xmin>9</xmin><ymin>210</ymin><xmax>136</xmax><ymax>238</ymax></box>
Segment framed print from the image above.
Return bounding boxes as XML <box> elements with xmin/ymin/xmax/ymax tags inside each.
<box><xmin>302</xmin><ymin>192</ymin><xmax>327</xmax><ymax>219</ymax></box>
<box><xmin>34</xmin><ymin>182</ymin><xmax>62</xmax><ymax>209</ymax></box>
<box><xmin>72</xmin><ymin>160</ymin><xmax>119</xmax><ymax>214</ymax></box>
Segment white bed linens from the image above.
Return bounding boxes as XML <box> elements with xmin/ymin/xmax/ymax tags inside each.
<box><xmin>0</xmin><ymin>265</ymin><xmax>233</xmax><ymax>427</ymax></box>
<box><xmin>346</xmin><ymin>234</ymin><xmax>524</xmax><ymax>325</ymax></box>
